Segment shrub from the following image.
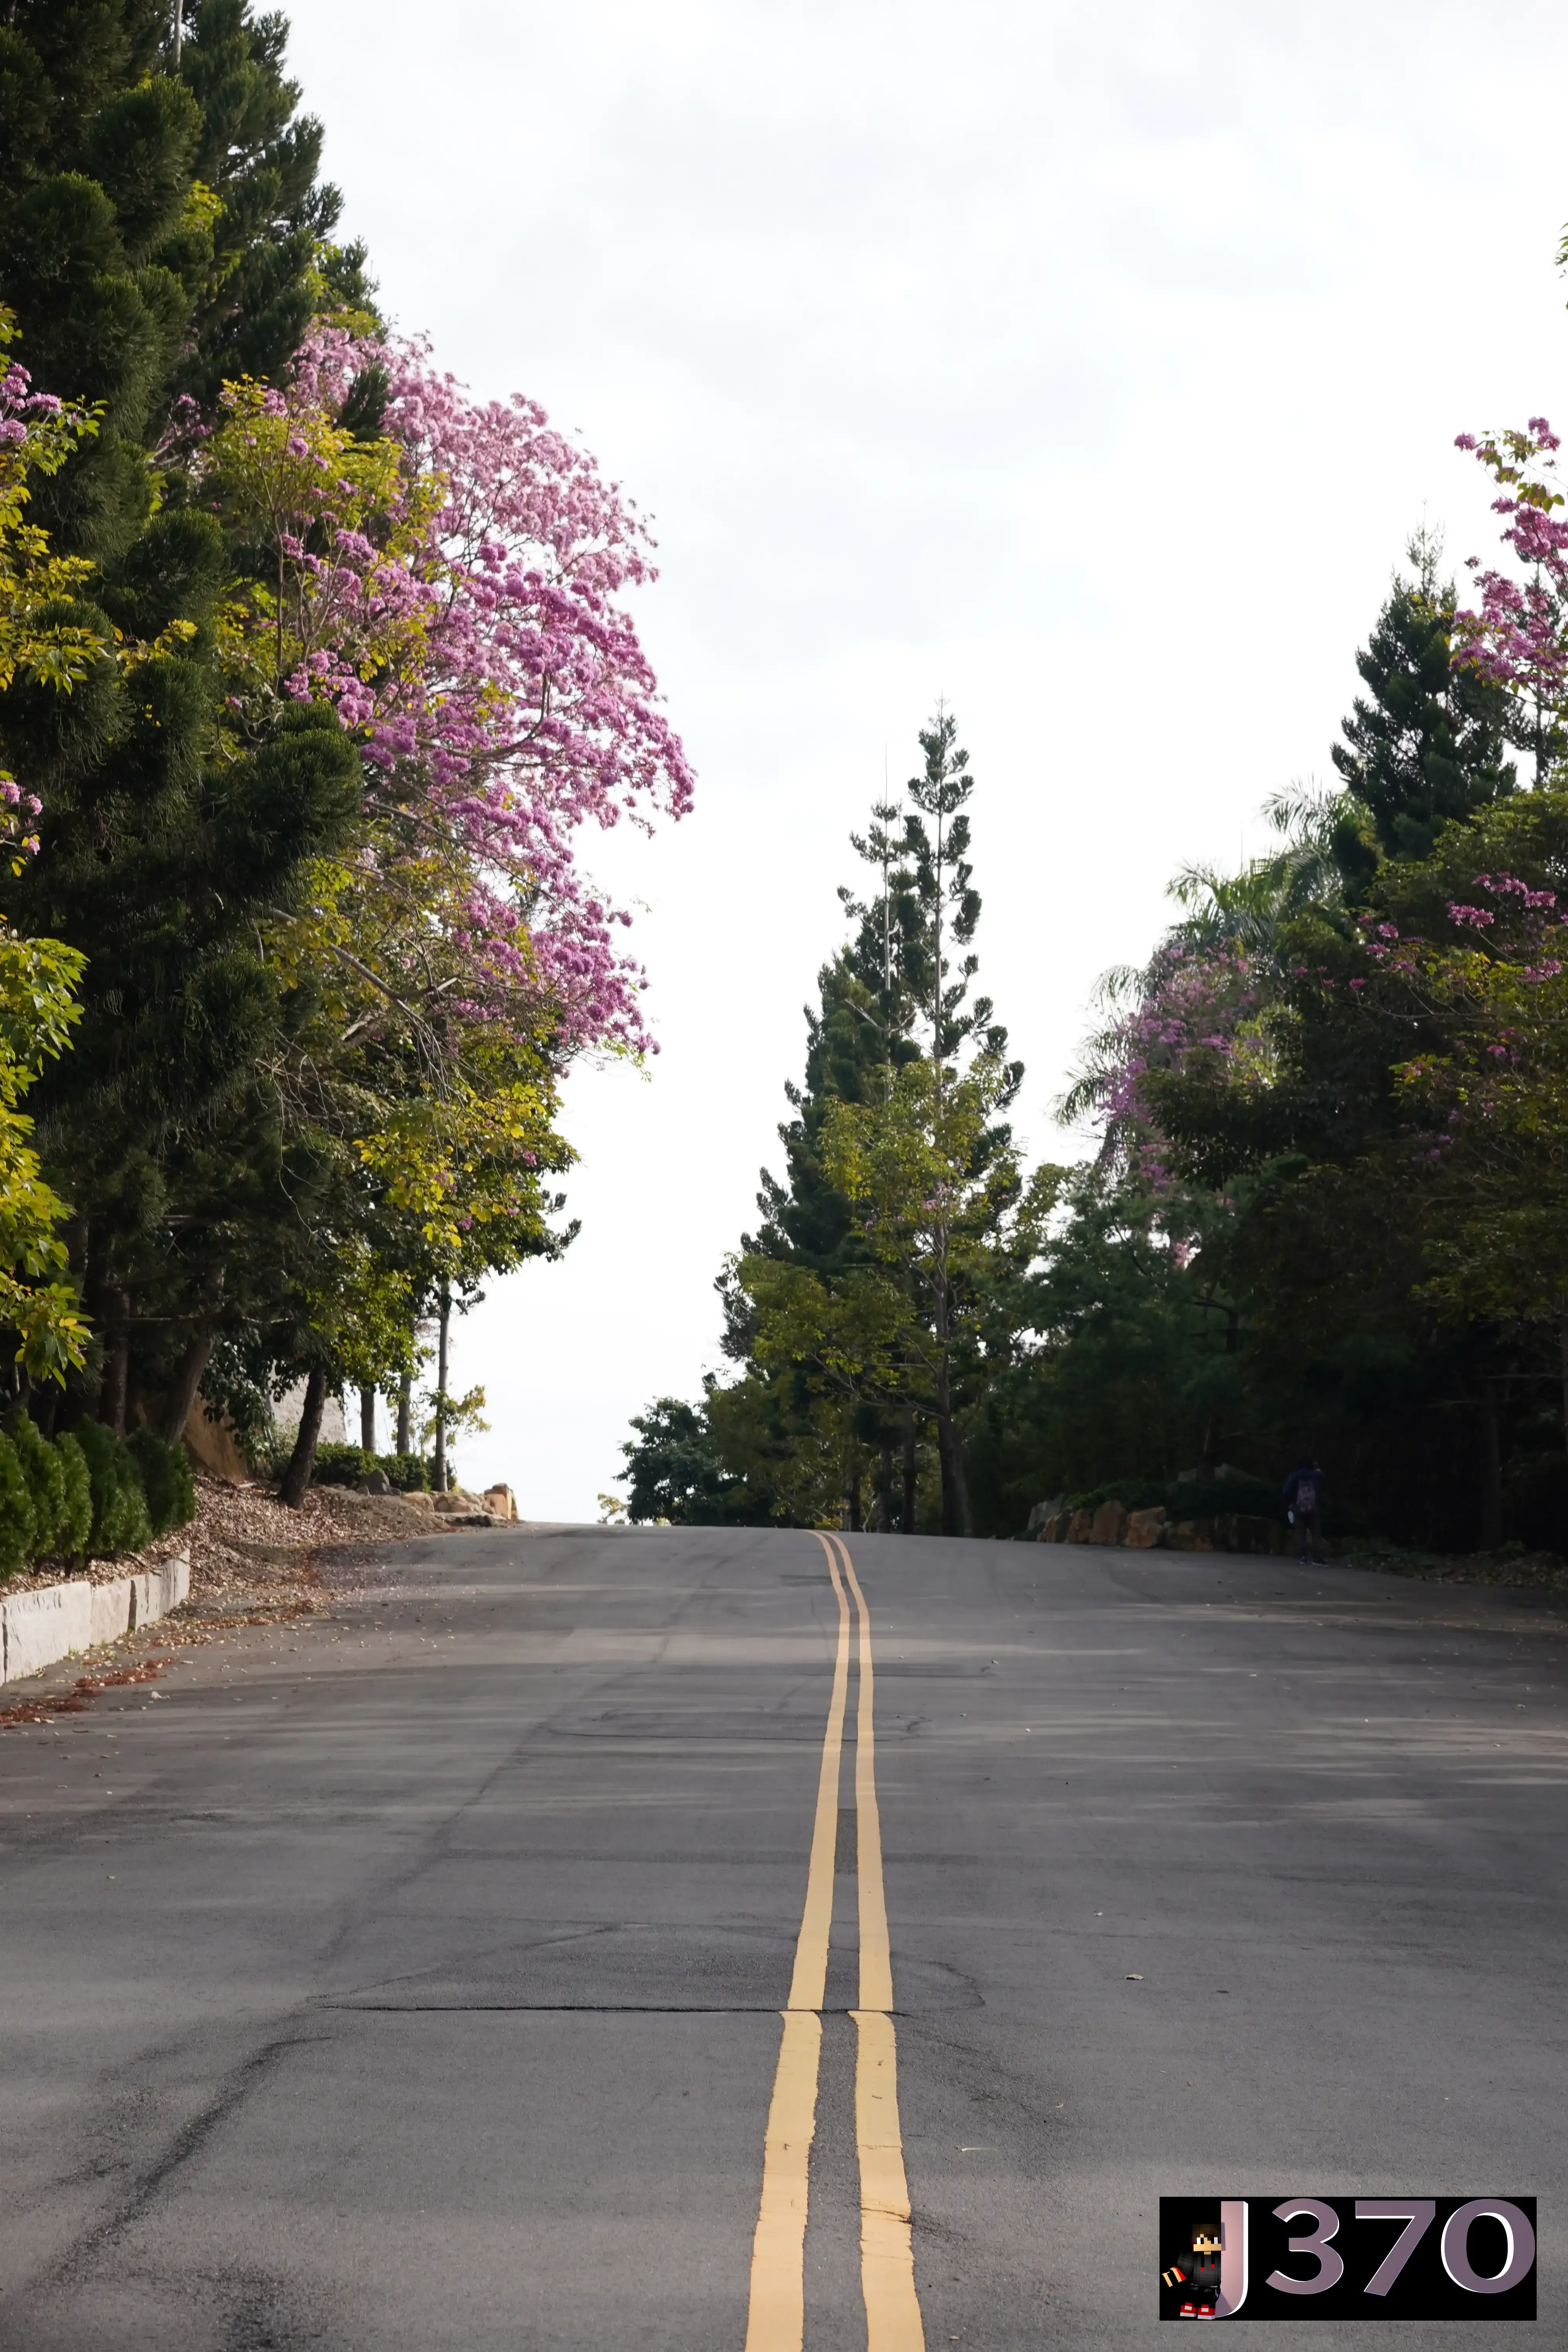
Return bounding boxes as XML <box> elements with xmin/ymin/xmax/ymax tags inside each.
<box><xmin>53</xmin><ymin>1432</ymin><xmax>93</xmax><ymax>1560</ymax></box>
<box><xmin>1062</xmin><ymin>1477</ymin><xmax>1172</xmax><ymax>1517</ymax></box>
<box><xmin>0</xmin><ymin>1435</ymin><xmax>34</xmax><ymax>1576</ymax></box>
<box><xmin>309</xmin><ymin>1442</ymin><xmax>372</xmax><ymax>1488</ymax></box>
<box><xmin>73</xmin><ymin>1419</ymin><xmax>153</xmax><ymax>1557</ymax></box>
<box><xmin>1502</xmin><ymin>1451</ymin><xmax>1568</xmax><ymax>1553</ymax></box>
<box><xmin>380</xmin><ymin>1451</ymin><xmax>431</xmax><ymax>1492</ymax></box>
<box><xmin>310</xmin><ymin>1443</ymin><xmax>433</xmax><ymax>1492</ymax></box>
<box><xmin>11</xmin><ymin>1413</ymin><xmax>65</xmax><ymax>1555</ymax></box>
<box><xmin>127</xmin><ymin>1426</ymin><xmax>196</xmax><ymax>1535</ymax></box>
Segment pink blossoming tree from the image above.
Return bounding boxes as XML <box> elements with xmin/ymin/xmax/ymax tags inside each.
<box><xmin>1454</xmin><ymin>418</ymin><xmax>1568</xmax><ymax>784</ymax></box>
<box><xmin>198</xmin><ymin>325</ymin><xmax>694</xmax><ymax>1065</ymax></box>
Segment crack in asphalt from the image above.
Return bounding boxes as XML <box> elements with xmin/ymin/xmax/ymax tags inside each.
<box><xmin>15</xmin><ymin>2030</ymin><xmax>322</xmax><ymax>2300</ymax></box>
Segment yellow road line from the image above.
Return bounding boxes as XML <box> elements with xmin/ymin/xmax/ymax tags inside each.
<box><xmin>743</xmin><ymin>1534</ymin><xmax>850</xmax><ymax>2352</ymax></box>
<box><xmin>852</xmin><ymin>2009</ymin><xmax>925</xmax><ymax>2351</ymax></box>
<box><xmin>831</xmin><ymin>1535</ymin><xmax>926</xmax><ymax>2352</ymax></box>
<box><xmin>835</xmin><ymin>1537</ymin><xmax>892</xmax><ymax>2013</ymax></box>
<box><xmin>788</xmin><ymin>1534</ymin><xmax>851</xmax><ymax>2012</ymax></box>
<box><xmin>744</xmin><ymin>2008</ymin><xmax>822</xmax><ymax>2352</ymax></box>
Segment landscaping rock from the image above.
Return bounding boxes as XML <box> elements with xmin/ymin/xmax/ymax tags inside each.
<box><xmin>1089</xmin><ymin>1499</ymin><xmax>1127</xmax><ymax>1546</ymax></box>
<box><xmin>1123</xmin><ymin>1506</ymin><xmax>1167</xmax><ymax>1548</ymax></box>
<box><xmin>1065</xmin><ymin>1509</ymin><xmax>1094</xmax><ymax>1544</ymax></box>
<box><xmin>1170</xmin><ymin>1517</ymin><xmax>1216</xmax><ymax>1551</ymax></box>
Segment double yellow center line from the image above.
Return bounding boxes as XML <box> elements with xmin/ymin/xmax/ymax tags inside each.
<box><xmin>744</xmin><ymin>1532</ymin><xmax>926</xmax><ymax>2351</ymax></box>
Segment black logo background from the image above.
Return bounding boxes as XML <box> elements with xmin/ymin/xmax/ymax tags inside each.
<box><xmin>1158</xmin><ymin>2196</ymin><xmax>1536</xmax><ymax>2321</ymax></box>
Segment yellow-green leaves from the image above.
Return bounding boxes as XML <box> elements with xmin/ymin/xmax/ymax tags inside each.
<box><xmin>0</xmin><ymin>933</ymin><xmax>88</xmax><ymax>1378</ymax></box>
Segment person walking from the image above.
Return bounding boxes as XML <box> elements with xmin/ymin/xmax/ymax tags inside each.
<box><xmin>1283</xmin><ymin>1455</ymin><xmax>1326</xmax><ymax>1564</ymax></box>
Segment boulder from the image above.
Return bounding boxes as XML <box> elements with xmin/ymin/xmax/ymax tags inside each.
<box><xmin>1026</xmin><ymin>1496</ymin><xmax>1065</xmax><ymax>1536</ymax></box>
<box><xmin>1089</xmin><ymin>1499</ymin><xmax>1127</xmax><ymax>1546</ymax></box>
<box><xmin>433</xmin><ymin>1488</ymin><xmax>484</xmax><ymax>1515</ymax></box>
<box><xmin>358</xmin><ymin>1468</ymin><xmax>392</xmax><ymax>1496</ymax></box>
<box><xmin>1065</xmin><ymin>1509</ymin><xmax>1094</xmax><ymax>1545</ymax></box>
<box><xmin>483</xmin><ymin>1484</ymin><xmax>517</xmax><ymax>1522</ymax></box>
<box><xmin>1170</xmin><ymin>1517</ymin><xmax>1216</xmax><ymax>1552</ymax></box>
<box><xmin>1123</xmin><ymin>1506</ymin><xmax>1167</xmax><ymax>1548</ymax></box>
<box><xmin>180</xmin><ymin>1395</ymin><xmax>250</xmax><ymax>1483</ymax></box>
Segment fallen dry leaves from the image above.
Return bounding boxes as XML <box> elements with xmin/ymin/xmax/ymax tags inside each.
<box><xmin>0</xmin><ymin>1657</ymin><xmax>170</xmax><ymax>1727</ymax></box>
<box><xmin>184</xmin><ymin>1475</ymin><xmax>428</xmax><ymax>1613</ymax></box>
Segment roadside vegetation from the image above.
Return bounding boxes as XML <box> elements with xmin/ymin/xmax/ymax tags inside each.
<box><xmin>621</xmin><ymin>390</ymin><xmax>1568</xmax><ymax>1553</ymax></box>
<box><xmin>0</xmin><ymin>0</ymin><xmax>690</xmax><ymax>1530</ymax></box>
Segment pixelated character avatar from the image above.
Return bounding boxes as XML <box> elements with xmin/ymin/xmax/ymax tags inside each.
<box><xmin>1163</xmin><ymin>2221</ymin><xmax>1223</xmax><ymax>2317</ymax></box>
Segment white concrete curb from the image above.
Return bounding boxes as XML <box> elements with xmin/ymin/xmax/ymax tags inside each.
<box><xmin>0</xmin><ymin>1550</ymin><xmax>190</xmax><ymax>1686</ymax></box>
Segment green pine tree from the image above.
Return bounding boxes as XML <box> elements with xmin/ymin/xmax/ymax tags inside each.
<box><xmin>712</xmin><ymin>713</ymin><xmax>1023</xmax><ymax>1538</ymax></box>
<box><xmin>1331</xmin><ymin>531</ymin><xmax>1515</xmax><ymax>865</ymax></box>
<box><xmin>0</xmin><ymin>4</ymin><xmax>372</xmax><ymax>1437</ymax></box>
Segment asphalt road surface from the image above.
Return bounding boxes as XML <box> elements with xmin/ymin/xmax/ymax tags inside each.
<box><xmin>0</xmin><ymin>1525</ymin><xmax>1563</xmax><ymax>2349</ymax></box>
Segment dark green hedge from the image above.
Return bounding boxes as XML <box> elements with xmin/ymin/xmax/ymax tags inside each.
<box><xmin>309</xmin><ymin>1443</ymin><xmax>435</xmax><ymax>1492</ymax></box>
<box><xmin>0</xmin><ymin>1416</ymin><xmax>196</xmax><ymax>1579</ymax></box>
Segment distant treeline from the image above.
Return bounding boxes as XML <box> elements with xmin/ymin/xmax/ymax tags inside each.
<box><xmin>621</xmin><ymin>481</ymin><xmax>1568</xmax><ymax>1552</ymax></box>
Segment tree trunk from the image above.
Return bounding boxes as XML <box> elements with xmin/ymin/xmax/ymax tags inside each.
<box><xmin>875</xmin><ymin>1438</ymin><xmax>894</xmax><ymax>1533</ymax></box>
<box><xmin>96</xmin><ymin>1299</ymin><xmax>129</xmax><ymax>1436</ymax></box>
<box><xmin>951</xmin><ymin>1421</ymin><xmax>974</xmax><ymax>1537</ymax></box>
<box><xmin>901</xmin><ymin>1406</ymin><xmax>918</xmax><ymax>1534</ymax></box>
<box><xmin>160</xmin><ymin>1329</ymin><xmax>216</xmax><ymax>1443</ymax></box>
<box><xmin>33</xmin><ymin>1385</ymin><xmax>57</xmax><ymax>1439</ymax></box>
<box><xmin>936</xmin><ymin>1414</ymin><xmax>957</xmax><ymax>1537</ymax></box>
<box><xmin>845</xmin><ymin>1470</ymin><xmax>861</xmax><ymax>1534</ymax></box>
<box><xmin>278</xmin><ymin>1366</ymin><xmax>329</xmax><ymax>1510</ymax></box>
<box><xmin>934</xmin><ymin>1405</ymin><xmax>973</xmax><ymax>1539</ymax></box>
<box><xmin>1479</xmin><ymin>1381</ymin><xmax>1504</xmax><ymax>1551</ymax></box>
<box><xmin>360</xmin><ymin>1384</ymin><xmax>376</xmax><ymax>1454</ymax></box>
<box><xmin>1559</xmin><ymin>1307</ymin><xmax>1568</xmax><ymax>1450</ymax></box>
<box><xmin>396</xmin><ymin>1368</ymin><xmax>412</xmax><ymax>1456</ymax></box>
<box><xmin>432</xmin><ymin>1282</ymin><xmax>451</xmax><ymax>1492</ymax></box>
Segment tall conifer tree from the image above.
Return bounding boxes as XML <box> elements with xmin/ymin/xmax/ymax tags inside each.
<box><xmin>1332</xmin><ymin>532</ymin><xmax>1515</xmax><ymax>865</ymax></box>
<box><xmin>715</xmin><ymin>711</ymin><xmax>1021</xmax><ymax>1536</ymax></box>
<box><xmin>0</xmin><ymin>2</ymin><xmax>369</xmax><ymax>1429</ymax></box>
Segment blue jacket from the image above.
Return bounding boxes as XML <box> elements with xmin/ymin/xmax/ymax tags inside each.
<box><xmin>1283</xmin><ymin>1464</ymin><xmax>1323</xmax><ymax>1509</ymax></box>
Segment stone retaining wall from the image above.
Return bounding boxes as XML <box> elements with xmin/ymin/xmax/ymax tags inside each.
<box><xmin>1035</xmin><ymin>1506</ymin><xmax>1296</xmax><ymax>1556</ymax></box>
<box><xmin>0</xmin><ymin>1552</ymin><xmax>189</xmax><ymax>1685</ymax></box>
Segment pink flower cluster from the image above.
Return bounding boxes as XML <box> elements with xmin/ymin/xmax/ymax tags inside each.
<box><xmin>1475</xmin><ymin>871</ymin><xmax>1557</xmax><ymax>907</ymax></box>
<box><xmin>0</xmin><ymin>358</ymin><xmax>62</xmax><ymax>447</ymax></box>
<box><xmin>1096</xmin><ymin>942</ymin><xmax>1261</xmax><ymax>1138</ymax></box>
<box><xmin>1453</xmin><ymin>420</ymin><xmax>1568</xmax><ymax>766</ymax></box>
<box><xmin>1441</xmin><ymin>873</ymin><xmax>1563</xmax><ymax>947</ymax></box>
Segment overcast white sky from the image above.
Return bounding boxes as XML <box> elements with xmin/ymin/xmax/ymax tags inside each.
<box><xmin>291</xmin><ymin>0</ymin><xmax>1568</xmax><ymax>1517</ymax></box>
